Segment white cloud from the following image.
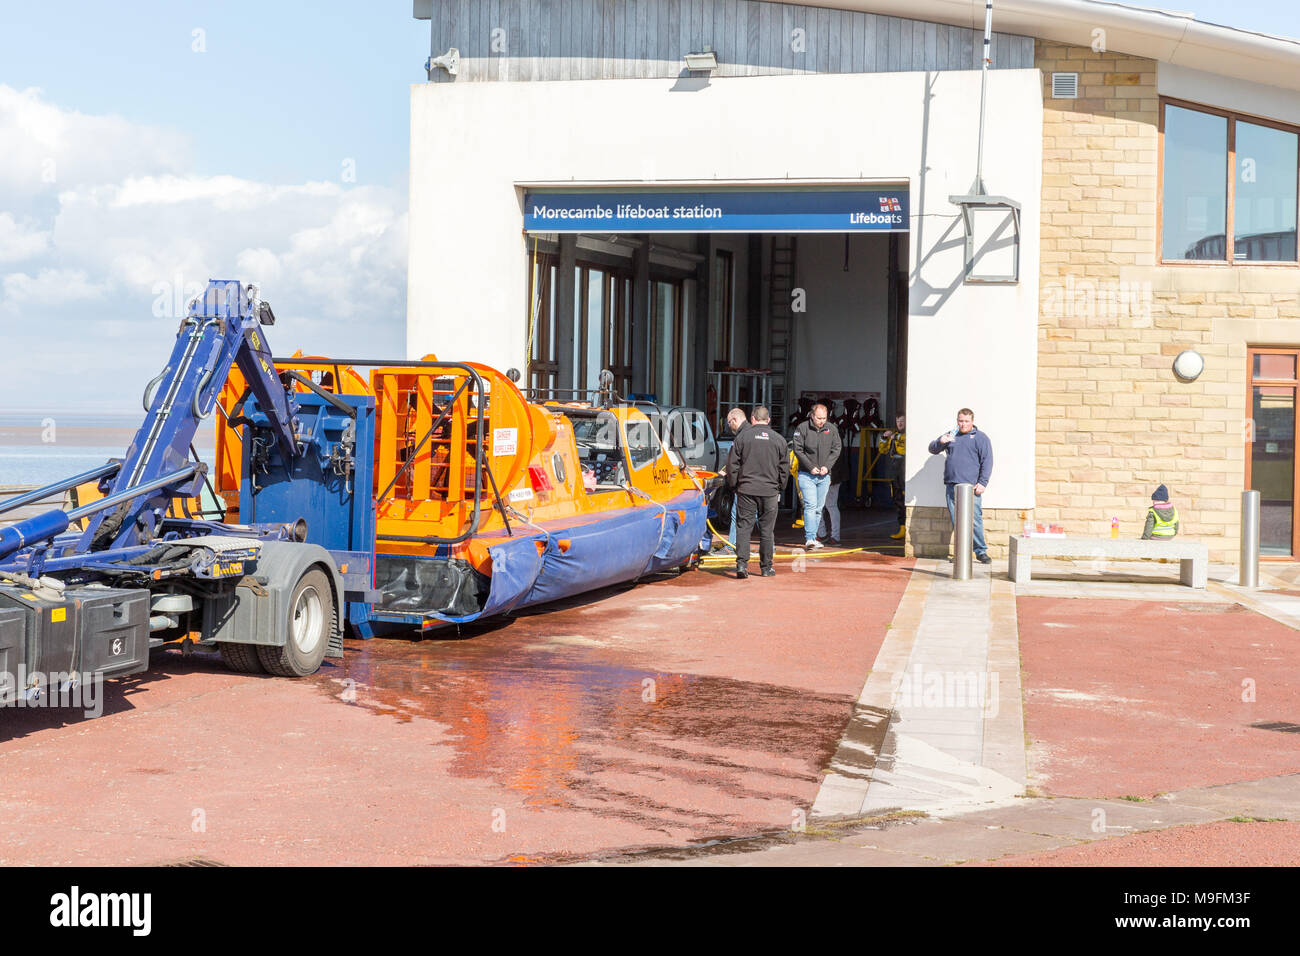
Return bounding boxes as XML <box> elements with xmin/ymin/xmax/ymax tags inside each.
<box><xmin>0</xmin><ymin>213</ymin><xmax>50</xmax><ymax>262</ymax></box>
<box><xmin>1</xmin><ymin>268</ymin><xmax>107</xmax><ymax>305</ymax></box>
<box><xmin>109</xmin><ymin>174</ymin><xmax>342</xmax><ymax>210</ymax></box>
<box><xmin>235</xmin><ymin>247</ymin><xmax>283</xmax><ymax>284</ymax></box>
<box><xmin>0</xmin><ymin>85</ymin><xmax>407</xmax><ymax>410</ymax></box>
<box><xmin>0</xmin><ymin>85</ymin><xmax>187</xmax><ymax>206</ymax></box>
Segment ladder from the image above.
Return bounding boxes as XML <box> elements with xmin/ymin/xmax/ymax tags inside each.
<box><xmin>767</xmin><ymin>235</ymin><xmax>796</xmax><ymax>431</ymax></box>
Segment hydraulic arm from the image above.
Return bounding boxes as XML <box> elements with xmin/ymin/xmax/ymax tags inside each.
<box><xmin>0</xmin><ymin>280</ymin><xmax>301</xmax><ymax>563</ymax></box>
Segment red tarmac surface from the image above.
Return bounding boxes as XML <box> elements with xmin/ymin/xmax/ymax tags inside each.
<box><xmin>990</xmin><ymin>820</ymin><xmax>1300</xmax><ymax>866</ymax></box>
<box><xmin>1018</xmin><ymin>597</ymin><xmax>1300</xmax><ymax>799</ymax></box>
<box><xmin>0</xmin><ymin>551</ymin><xmax>910</xmax><ymax>865</ymax></box>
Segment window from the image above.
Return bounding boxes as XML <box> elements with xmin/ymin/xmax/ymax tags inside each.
<box><xmin>1235</xmin><ymin>122</ymin><xmax>1298</xmax><ymax>261</ymax></box>
<box><xmin>566</xmin><ymin>408</ymin><xmax>625</xmax><ymax>488</ymax></box>
<box><xmin>625</xmin><ymin>418</ymin><xmax>662</xmax><ymax>470</ymax></box>
<box><xmin>711</xmin><ymin>250</ymin><xmax>733</xmax><ymax>368</ymax></box>
<box><xmin>573</xmin><ymin>263</ymin><xmax>634</xmax><ymax>397</ymax></box>
<box><xmin>1161</xmin><ymin>99</ymin><xmax>1300</xmax><ymax>264</ymax></box>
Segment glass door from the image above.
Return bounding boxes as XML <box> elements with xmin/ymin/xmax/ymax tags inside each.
<box><xmin>1247</xmin><ymin>349</ymin><xmax>1299</xmax><ymax>555</ymax></box>
<box><xmin>574</xmin><ymin>263</ymin><xmax>633</xmax><ymax>397</ymax></box>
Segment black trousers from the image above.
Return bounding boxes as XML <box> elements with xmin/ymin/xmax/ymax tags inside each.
<box><xmin>736</xmin><ymin>493</ymin><xmax>779</xmax><ymax>570</ymax></box>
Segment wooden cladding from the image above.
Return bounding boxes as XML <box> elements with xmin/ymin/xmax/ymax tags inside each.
<box><xmin>422</xmin><ymin>0</ymin><xmax>1034</xmax><ymax>83</ymax></box>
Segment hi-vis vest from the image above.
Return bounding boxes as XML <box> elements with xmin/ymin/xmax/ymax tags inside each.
<box><xmin>1148</xmin><ymin>506</ymin><xmax>1178</xmax><ymax>537</ymax></box>
<box><xmin>884</xmin><ymin>432</ymin><xmax>906</xmax><ymax>457</ymax></box>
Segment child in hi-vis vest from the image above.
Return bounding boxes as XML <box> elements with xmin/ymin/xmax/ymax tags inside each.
<box><xmin>1142</xmin><ymin>484</ymin><xmax>1179</xmax><ymax>540</ymax></box>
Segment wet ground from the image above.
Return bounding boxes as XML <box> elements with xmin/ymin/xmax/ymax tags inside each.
<box><xmin>0</xmin><ymin>519</ymin><xmax>911</xmax><ymax>865</ymax></box>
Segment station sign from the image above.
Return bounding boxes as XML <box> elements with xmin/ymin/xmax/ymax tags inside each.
<box><xmin>523</xmin><ymin>187</ymin><xmax>909</xmax><ymax>233</ymax></box>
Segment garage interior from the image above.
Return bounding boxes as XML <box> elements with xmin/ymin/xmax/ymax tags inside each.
<box><xmin>524</xmin><ymin>229</ymin><xmax>909</xmax><ymax>528</ymax></box>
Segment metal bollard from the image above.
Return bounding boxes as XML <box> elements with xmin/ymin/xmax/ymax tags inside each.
<box><xmin>1240</xmin><ymin>490</ymin><xmax>1260</xmax><ymax>589</ymax></box>
<box><xmin>953</xmin><ymin>482</ymin><xmax>974</xmax><ymax>580</ymax></box>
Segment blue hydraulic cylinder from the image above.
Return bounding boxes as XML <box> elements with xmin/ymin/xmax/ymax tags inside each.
<box><xmin>0</xmin><ymin>510</ymin><xmax>69</xmax><ymax>563</ymax></box>
<box><xmin>0</xmin><ymin>464</ymin><xmax>199</xmax><ymax>564</ymax></box>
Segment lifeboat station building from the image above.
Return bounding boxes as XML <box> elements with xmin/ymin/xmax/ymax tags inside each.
<box><xmin>408</xmin><ymin>0</ymin><xmax>1300</xmax><ymax>563</ymax></box>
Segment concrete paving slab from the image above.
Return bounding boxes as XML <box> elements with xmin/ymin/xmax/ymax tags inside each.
<box><xmin>892</xmin><ymin>717</ymin><xmax>986</xmax><ymax>735</ymax></box>
<box><xmin>900</xmin><ymin>731</ymin><xmax>985</xmax><ymax>750</ymax></box>
<box><xmin>1163</xmin><ymin>775</ymin><xmax>1300</xmax><ymax>819</ymax></box>
<box><xmin>839</xmin><ymin>818</ymin><xmax>1068</xmax><ymax>863</ymax></box>
<box><xmin>696</xmin><ymin>840</ymin><xmax>921</xmax><ymax>868</ymax></box>
<box><xmin>1213</xmin><ymin>580</ymin><xmax>1300</xmax><ymax>630</ymax></box>
<box><xmin>587</xmin><ymin>775</ymin><xmax>1300</xmax><ymax>868</ymax></box>
<box><xmin>946</xmin><ymin>797</ymin><xmax>1223</xmax><ymax>840</ymax></box>
<box><xmin>861</xmin><ymin>743</ymin><xmax>1022</xmax><ymax>815</ymax></box>
<box><xmin>593</xmin><ymin>836</ymin><xmax>940</xmax><ymax>867</ymax></box>
<box><xmin>815</xmin><ymin>558</ymin><xmax>1028</xmax><ymax>819</ymax></box>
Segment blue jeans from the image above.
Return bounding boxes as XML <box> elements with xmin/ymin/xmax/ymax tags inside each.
<box><xmin>797</xmin><ymin>472</ymin><xmax>830</xmax><ymax>543</ymax></box>
<box><xmin>945</xmin><ymin>483</ymin><xmax>987</xmax><ymax>557</ymax></box>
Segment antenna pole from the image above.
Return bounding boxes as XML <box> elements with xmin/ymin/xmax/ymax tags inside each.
<box><xmin>975</xmin><ymin>0</ymin><xmax>993</xmax><ymax>195</ymax></box>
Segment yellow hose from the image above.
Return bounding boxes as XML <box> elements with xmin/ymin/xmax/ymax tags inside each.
<box><xmin>700</xmin><ymin>547</ymin><xmax>866</xmax><ymax>564</ymax></box>
<box><xmin>706</xmin><ymin>516</ymin><xmax>731</xmax><ymax>541</ymax></box>
<box><xmin>700</xmin><ymin>554</ymin><xmax>862</xmax><ymax>566</ymax></box>
<box><xmin>702</xmin><ymin>516</ymin><xmax>870</xmax><ymax>561</ymax></box>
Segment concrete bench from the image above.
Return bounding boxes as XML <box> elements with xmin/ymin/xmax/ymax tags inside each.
<box><xmin>1007</xmin><ymin>535</ymin><xmax>1209</xmax><ymax>588</ymax></box>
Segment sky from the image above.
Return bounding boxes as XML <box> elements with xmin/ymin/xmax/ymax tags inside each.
<box><xmin>1161</xmin><ymin>0</ymin><xmax>1300</xmax><ymax>40</ymax></box>
<box><xmin>1</xmin><ymin>1</ymin><xmax>1299</xmax><ymax>413</ymax></box>
<box><xmin>0</xmin><ymin>0</ymin><xmax>426</xmax><ymax>412</ymax></box>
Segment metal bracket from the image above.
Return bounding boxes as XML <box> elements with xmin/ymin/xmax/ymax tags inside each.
<box><xmin>948</xmin><ymin>193</ymin><xmax>1022</xmax><ymax>285</ymax></box>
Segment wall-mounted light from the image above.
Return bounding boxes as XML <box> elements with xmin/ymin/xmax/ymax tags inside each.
<box><xmin>1173</xmin><ymin>349</ymin><xmax>1204</xmax><ymax>382</ymax></box>
<box><xmin>427</xmin><ymin>47</ymin><xmax>459</xmax><ymax>77</ymax></box>
<box><xmin>684</xmin><ymin>46</ymin><xmax>719</xmax><ymax>72</ymax></box>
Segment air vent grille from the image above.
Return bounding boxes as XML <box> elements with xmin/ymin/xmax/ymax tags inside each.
<box><xmin>1052</xmin><ymin>72</ymin><xmax>1079</xmax><ymax>98</ymax></box>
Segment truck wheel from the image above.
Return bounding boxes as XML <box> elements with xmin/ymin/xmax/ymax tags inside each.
<box><xmin>258</xmin><ymin>568</ymin><xmax>333</xmax><ymax>677</ymax></box>
<box><xmin>219</xmin><ymin>641</ymin><xmax>264</xmax><ymax>674</ymax></box>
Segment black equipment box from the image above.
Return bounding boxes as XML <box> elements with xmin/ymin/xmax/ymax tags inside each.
<box><xmin>0</xmin><ymin>607</ymin><xmax>24</xmax><ymax>705</ymax></box>
<box><xmin>0</xmin><ymin>585</ymin><xmax>151</xmax><ymax>693</ymax></box>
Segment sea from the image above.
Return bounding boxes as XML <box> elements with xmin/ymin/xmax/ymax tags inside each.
<box><xmin>0</xmin><ymin>412</ymin><xmax>217</xmax><ymax>489</ymax></box>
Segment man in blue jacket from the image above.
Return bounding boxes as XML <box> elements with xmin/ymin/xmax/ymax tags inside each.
<box><xmin>928</xmin><ymin>408</ymin><xmax>994</xmax><ymax>565</ymax></box>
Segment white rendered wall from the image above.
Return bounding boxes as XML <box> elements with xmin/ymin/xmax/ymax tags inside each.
<box><xmin>793</xmin><ymin>232</ymin><xmax>889</xmax><ymax>401</ymax></box>
<box><xmin>408</xmin><ymin>69</ymin><xmax>1042</xmax><ymax>507</ymax></box>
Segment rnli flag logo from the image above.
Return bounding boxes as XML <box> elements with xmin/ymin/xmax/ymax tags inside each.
<box><xmin>879</xmin><ymin>197</ymin><xmax>901</xmax><ymax>212</ymax></box>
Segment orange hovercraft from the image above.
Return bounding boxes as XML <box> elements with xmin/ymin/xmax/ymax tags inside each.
<box><xmin>209</xmin><ymin>354</ymin><xmax>715</xmax><ymax>637</ymax></box>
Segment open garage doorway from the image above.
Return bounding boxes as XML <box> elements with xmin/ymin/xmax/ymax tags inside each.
<box><xmin>524</xmin><ymin>230</ymin><xmax>909</xmax><ymax>550</ymax></box>
<box><xmin>522</xmin><ymin>185</ymin><xmax>910</xmax><ymax>551</ymax></box>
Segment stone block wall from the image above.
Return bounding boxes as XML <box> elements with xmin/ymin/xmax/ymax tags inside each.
<box><xmin>908</xmin><ymin>505</ymin><xmax>1023</xmax><ymax>560</ymax></box>
<box><xmin>1031</xmin><ymin>42</ymin><xmax>1298</xmax><ymax>563</ymax></box>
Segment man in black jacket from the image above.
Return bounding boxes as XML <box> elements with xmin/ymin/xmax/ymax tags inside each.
<box><xmin>725</xmin><ymin>406</ymin><xmax>790</xmax><ymax>578</ymax></box>
<box><xmin>722</xmin><ymin>407</ymin><xmax>748</xmax><ymax>550</ymax></box>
